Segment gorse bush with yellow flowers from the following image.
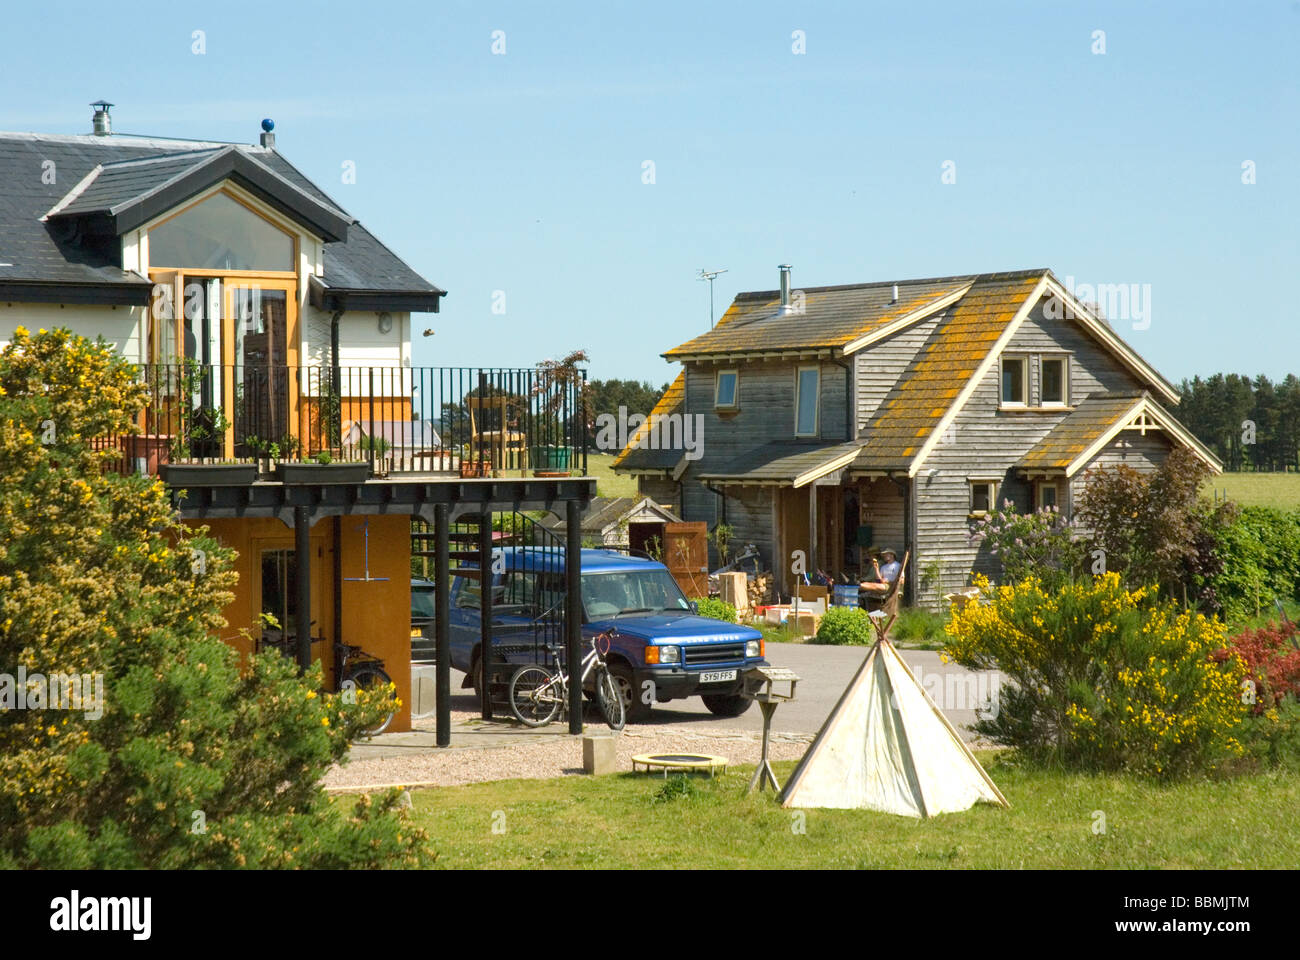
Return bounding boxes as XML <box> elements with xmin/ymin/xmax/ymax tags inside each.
<box><xmin>945</xmin><ymin>574</ymin><xmax>1248</xmax><ymax>778</ymax></box>
<box><xmin>0</xmin><ymin>328</ymin><xmax>431</xmax><ymax>868</ymax></box>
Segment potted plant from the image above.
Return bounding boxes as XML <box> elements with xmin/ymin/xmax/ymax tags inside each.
<box><xmin>160</xmin><ymin>460</ymin><xmax>258</xmax><ymax>486</ymax></box>
<box><xmin>530</xmin><ymin>349</ymin><xmax>587</xmax><ymax>476</ymax></box>
<box><xmin>274</xmin><ymin>450</ymin><xmax>371</xmax><ymax>484</ymax></box>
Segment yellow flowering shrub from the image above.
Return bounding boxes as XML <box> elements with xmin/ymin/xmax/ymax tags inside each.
<box><xmin>946</xmin><ymin>574</ymin><xmax>1248</xmax><ymax>777</ymax></box>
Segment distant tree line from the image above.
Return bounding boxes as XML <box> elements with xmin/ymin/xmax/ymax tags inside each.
<box><xmin>1177</xmin><ymin>373</ymin><xmax>1300</xmax><ymax>471</ymax></box>
<box><xmin>584</xmin><ymin>378</ymin><xmax>670</xmax><ymax>420</ymax></box>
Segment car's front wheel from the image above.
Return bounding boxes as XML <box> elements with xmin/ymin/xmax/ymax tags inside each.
<box><xmin>701</xmin><ymin>692</ymin><xmax>752</xmax><ymax>718</ymax></box>
<box><xmin>607</xmin><ymin>662</ymin><xmax>652</xmax><ymax>723</ymax></box>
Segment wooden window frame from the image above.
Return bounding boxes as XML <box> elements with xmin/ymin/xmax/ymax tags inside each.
<box><xmin>794</xmin><ymin>364</ymin><xmax>820</xmax><ymax>438</ymax></box>
<box><xmin>1039</xmin><ymin>355</ymin><xmax>1070</xmax><ymax>408</ymax></box>
<box><xmin>969</xmin><ymin>478</ymin><xmax>999</xmax><ymax>517</ymax></box>
<box><xmin>1036</xmin><ymin>479</ymin><xmax>1060</xmax><ymax>511</ymax></box>
<box><xmin>1000</xmin><ymin>355</ymin><xmax>1028</xmax><ymax>408</ymax></box>
<box><xmin>714</xmin><ymin>369</ymin><xmax>739</xmax><ymax>410</ymax></box>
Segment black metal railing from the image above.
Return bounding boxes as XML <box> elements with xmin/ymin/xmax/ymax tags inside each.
<box><xmin>411</xmin><ymin>508</ymin><xmax>571</xmax><ymax>717</ymax></box>
<box><xmin>94</xmin><ymin>362</ymin><xmax>589</xmax><ymax>480</ymax></box>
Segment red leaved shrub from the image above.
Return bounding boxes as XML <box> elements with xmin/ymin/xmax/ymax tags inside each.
<box><xmin>1216</xmin><ymin>621</ymin><xmax>1300</xmax><ymax>713</ymax></box>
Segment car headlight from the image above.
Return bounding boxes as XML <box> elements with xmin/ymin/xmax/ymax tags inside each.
<box><xmin>746</xmin><ymin>639</ymin><xmax>761</xmax><ymax>658</ymax></box>
<box><xmin>657</xmin><ymin>645</ymin><xmax>680</xmax><ymax>664</ymax></box>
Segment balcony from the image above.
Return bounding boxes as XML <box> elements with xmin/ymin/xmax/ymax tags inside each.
<box><xmin>96</xmin><ymin>362</ymin><xmax>589</xmax><ymax>481</ymax></box>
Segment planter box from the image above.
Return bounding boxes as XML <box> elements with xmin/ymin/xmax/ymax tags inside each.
<box><xmin>459</xmin><ymin>459</ymin><xmax>491</xmax><ymax>478</ymax></box>
<box><xmin>274</xmin><ymin>462</ymin><xmax>371</xmax><ymax>484</ymax></box>
<box><xmin>160</xmin><ymin>463</ymin><xmax>258</xmax><ymax>486</ymax></box>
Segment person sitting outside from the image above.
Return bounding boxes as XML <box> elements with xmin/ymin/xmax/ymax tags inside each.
<box><xmin>859</xmin><ymin>549</ymin><xmax>902</xmax><ymax>597</ymax></box>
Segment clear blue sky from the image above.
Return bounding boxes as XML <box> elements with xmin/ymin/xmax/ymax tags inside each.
<box><xmin>5</xmin><ymin>0</ymin><xmax>1297</xmax><ymax>385</ymax></box>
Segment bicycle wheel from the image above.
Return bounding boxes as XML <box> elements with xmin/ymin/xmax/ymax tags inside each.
<box><xmin>509</xmin><ymin>664</ymin><xmax>563</xmax><ymax>727</ymax></box>
<box><xmin>595</xmin><ymin>666</ymin><xmax>625</xmax><ymax>731</ymax></box>
<box><xmin>347</xmin><ymin>664</ymin><xmax>396</xmax><ymax>737</ymax></box>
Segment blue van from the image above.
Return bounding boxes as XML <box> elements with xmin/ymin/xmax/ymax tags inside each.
<box><xmin>447</xmin><ymin>548</ymin><xmax>766</xmax><ymax>722</ymax></box>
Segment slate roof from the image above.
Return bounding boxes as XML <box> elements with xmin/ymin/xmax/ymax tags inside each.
<box><xmin>1017</xmin><ymin>394</ymin><xmax>1148</xmax><ymax>471</ymax></box>
<box><xmin>851</xmin><ymin>271</ymin><xmax>1049</xmax><ymax>471</ymax></box>
<box><xmin>663</xmin><ymin>275</ymin><xmax>974</xmax><ymax>359</ymax></box>
<box><xmin>0</xmin><ymin>131</ymin><xmax>442</xmax><ymax>309</ymax></box>
<box><xmin>697</xmin><ymin>439</ymin><xmax>864</xmax><ymax>486</ymax></box>
<box><xmin>611</xmin><ymin>370</ymin><xmax>686</xmax><ymax>472</ymax></box>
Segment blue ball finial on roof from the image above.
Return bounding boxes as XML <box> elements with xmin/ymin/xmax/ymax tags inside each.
<box><xmin>261</xmin><ymin>118</ymin><xmax>275</xmax><ymax>132</ymax></box>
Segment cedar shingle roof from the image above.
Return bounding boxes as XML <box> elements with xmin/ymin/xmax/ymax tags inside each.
<box><xmin>1017</xmin><ymin>394</ymin><xmax>1147</xmax><ymax>471</ymax></box>
<box><xmin>852</xmin><ymin>271</ymin><xmax>1049</xmax><ymax>470</ymax></box>
<box><xmin>664</xmin><ymin>276</ymin><xmax>974</xmax><ymax>359</ymax></box>
<box><xmin>612</xmin><ymin>371</ymin><xmax>686</xmax><ymax>472</ymax></box>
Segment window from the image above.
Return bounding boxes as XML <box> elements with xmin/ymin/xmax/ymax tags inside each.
<box><xmin>580</xmin><ymin>569</ymin><xmax>690</xmax><ymax>620</ymax></box>
<box><xmin>1036</xmin><ymin>481</ymin><xmax>1059</xmax><ymax>510</ymax></box>
<box><xmin>1040</xmin><ymin>357</ymin><xmax>1068</xmax><ymax>406</ymax></box>
<box><xmin>795</xmin><ymin>366</ymin><xmax>820</xmax><ymax>437</ymax></box>
<box><xmin>1001</xmin><ymin>356</ymin><xmax>1027</xmax><ymax>406</ymax></box>
<box><xmin>970</xmin><ymin>480</ymin><xmax>998</xmax><ymax>515</ymax></box>
<box><xmin>150</xmin><ymin>191</ymin><xmax>295</xmax><ymax>271</ymax></box>
<box><xmin>715</xmin><ymin>370</ymin><xmax>739</xmax><ymax>409</ymax></box>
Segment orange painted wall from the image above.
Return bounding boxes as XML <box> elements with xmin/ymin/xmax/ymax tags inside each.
<box><xmin>191</xmin><ymin>513</ymin><xmax>413</xmax><ymax>732</ymax></box>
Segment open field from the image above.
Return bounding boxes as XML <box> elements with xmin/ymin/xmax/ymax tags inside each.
<box><xmin>586</xmin><ymin>452</ymin><xmax>639</xmax><ymax>498</ymax></box>
<box><xmin>409</xmin><ymin>759</ymin><xmax>1300</xmax><ymax>868</ymax></box>
<box><xmin>1203</xmin><ymin>472</ymin><xmax>1300</xmax><ymax>510</ymax></box>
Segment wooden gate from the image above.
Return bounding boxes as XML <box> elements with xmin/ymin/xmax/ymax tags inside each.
<box><xmin>664</xmin><ymin>521</ymin><xmax>709</xmax><ymax>598</ymax></box>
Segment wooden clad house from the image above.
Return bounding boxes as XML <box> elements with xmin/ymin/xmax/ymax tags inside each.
<box><xmin>615</xmin><ymin>266</ymin><xmax>1221</xmax><ymax>607</ymax></box>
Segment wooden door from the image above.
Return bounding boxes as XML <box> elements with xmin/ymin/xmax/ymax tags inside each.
<box><xmin>817</xmin><ymin>485</ymin><xmax>842</xmax><ymax>578</ymax></box>
<box><xmin>663</xmin><ymin>521</ymin><xmax>709</xmax><ymax>599</ymax></box>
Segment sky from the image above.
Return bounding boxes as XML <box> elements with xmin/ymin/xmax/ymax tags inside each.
<box><xmin>3</xmin><ymin>0</ymin><xmax>1297</xmax><ymax>385</ymax></box>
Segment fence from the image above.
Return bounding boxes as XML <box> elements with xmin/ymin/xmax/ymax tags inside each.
<box><xmin>95</xmin><ymin>362</ymin><xmax>588</xmax><ymax>479</ymax></box>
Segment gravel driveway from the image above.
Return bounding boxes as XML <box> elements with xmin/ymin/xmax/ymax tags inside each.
<box><xmin>322</xmin><ymin>640</ymin><xmax>1000</xmax><ymax>792</ymax></box>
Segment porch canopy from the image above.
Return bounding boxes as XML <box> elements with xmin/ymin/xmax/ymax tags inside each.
<box><xmin>695</xmin><ymin>439</ymin><xmax>864</xmax><ymax>488</ymax></box>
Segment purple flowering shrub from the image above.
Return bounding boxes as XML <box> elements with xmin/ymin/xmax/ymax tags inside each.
<box><xmin>968</xmin><ymin>501</ymin><xmax>1087</xmax><ymax>587</ymax></box>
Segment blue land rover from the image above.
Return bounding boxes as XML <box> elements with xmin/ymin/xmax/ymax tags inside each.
<box><xmin>446</xmin><ymin>548</ymin><xmax>766</xmax><ymax>722</ymax></box>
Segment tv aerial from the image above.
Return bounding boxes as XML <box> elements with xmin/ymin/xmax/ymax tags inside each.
<box><xmin>697</xmin><ymin>268</ymin><xmax>728</xmax><ymax>329</ymax></box>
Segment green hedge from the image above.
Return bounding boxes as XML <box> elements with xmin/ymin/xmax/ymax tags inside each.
<box><xmin>1210</xmin><ymin>507</ymin><xmax>1300</xmax><ymax>622</ymax></box>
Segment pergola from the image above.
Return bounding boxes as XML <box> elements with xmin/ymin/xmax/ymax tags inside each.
<box><xmin>174</xmin><ymin>475</ymin><xmax>597</xmax><ymax>741</ymax></box>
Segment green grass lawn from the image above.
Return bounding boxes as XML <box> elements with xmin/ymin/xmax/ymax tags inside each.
<box><xmin>409</xmin><ymin>758</ymin><xmax>1300</xmax><ymax>868</ymax></box>
<box><xmin>585</xmin><ymin>452</ymin><xmax>640</xmax><ymax>498</ymax></box>
<box><xmin>1202</xmin><ymin>472</ymin><xmax>1300</xmax><ymax>510</ymax></box>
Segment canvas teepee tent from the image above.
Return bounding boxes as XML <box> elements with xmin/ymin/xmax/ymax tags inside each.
<box><xmin>780</xmin><ymin>637</ymin><xmax>1008</xmax><ymax>818</ymax></box>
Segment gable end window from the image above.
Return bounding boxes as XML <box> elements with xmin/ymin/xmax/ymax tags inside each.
<box><xmin>1000</xmin><ymin>356</ymin><xmax>1027</xmax><ymax>406</ymax></box>
<box><xmin>1040</xmin><ymin>357</ymin><xmax>1068</xmax><ymax>406</ymax></box>
<box><xmin>149</xmin><ymin>190</ymin><xmax>296</xmax><ymax>272</ymax></box>
<box><xmin>715</xmin><ymin>370</ymin><xmax>739</xmax><ymax>409</ymax></box>
<box><xmin>795</xmin><ymin>365</ymin><xmax>820</xmax><ymax>437</ymax></box>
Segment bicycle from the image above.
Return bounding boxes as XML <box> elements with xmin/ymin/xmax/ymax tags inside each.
<box><xmin>507</xmin><ymin>629</ymin><xmax>625</xmax><ymax>731</ymax></box>
<box><xmin>334</xmin><ymin>640</ymin><xmax>396</xmax><ymax>736</ymax></box>
<box><xmin>255</xmin><ymin>620</ymin><xmax>396</xmax><ymax>737</ymax></box>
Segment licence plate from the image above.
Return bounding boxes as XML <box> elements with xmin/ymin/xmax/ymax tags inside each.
<box><xmin>699</xmin><ymin>669</ymin><xmax>737</xmax><ymax>684</ymax></box>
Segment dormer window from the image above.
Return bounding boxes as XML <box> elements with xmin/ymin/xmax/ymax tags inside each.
<box><xmin>1001</xmin><ymin>356</ymin><xmax>1027</xmax><ymax>406</ymax></box>
<box><xmin>795</xmin><ymin>365</ymin><xmax>820</xmax><ymax>437</ymax></box>
<box><xmin>715</xmin><ymin>370</ymin><xmax>739</xmax><ymax>410</ymax></box>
